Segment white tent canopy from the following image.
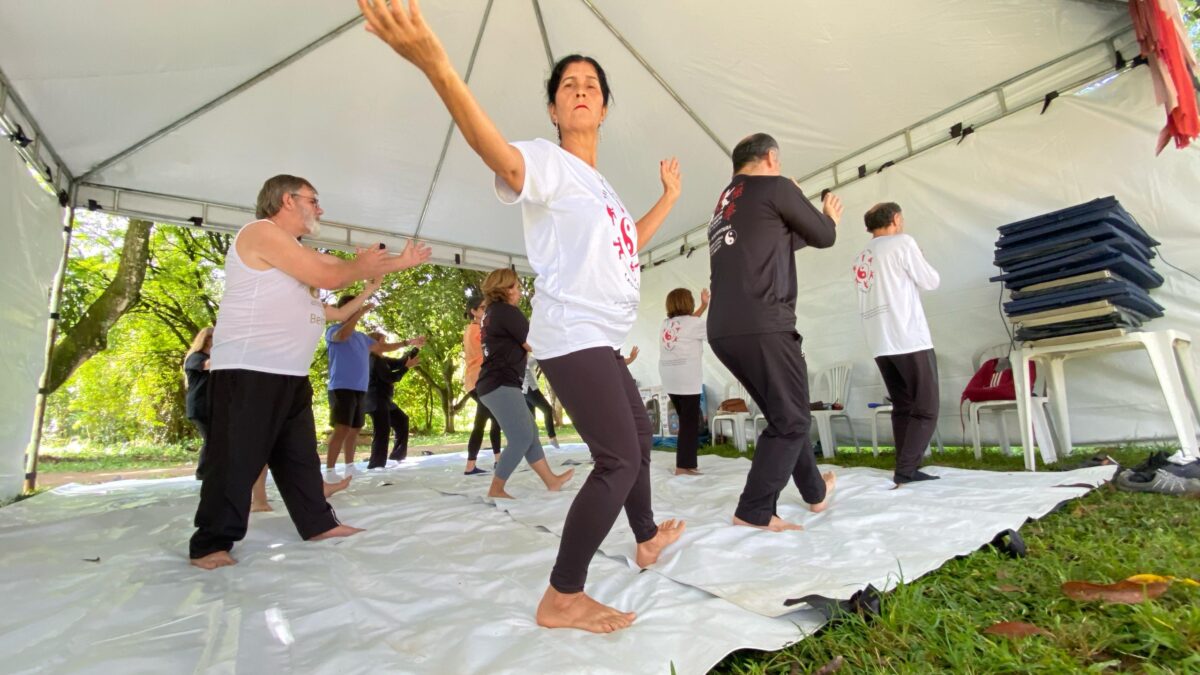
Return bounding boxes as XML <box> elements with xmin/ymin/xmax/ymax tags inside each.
<box><xmin>0</xmin><ymin>0</ymin><xmax>1137</xmax><ymax>268</ymax></box>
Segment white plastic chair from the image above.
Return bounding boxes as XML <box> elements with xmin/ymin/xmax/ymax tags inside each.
<box><xmin>966</xmin><ymin>344</ymin><xmax>1054</xmax><ymax>460</ymax></box>
<box><xmin>711</xmin><ymin>383</ymin><xmax>753</xmax><ymax>452</ymax></box>
<box><xmin>809</xmin><ymin>363</ymin><xmax>860</xmax><ymax>459</ymax></box>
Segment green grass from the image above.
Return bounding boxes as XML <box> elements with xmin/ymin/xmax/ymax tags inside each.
<box><xmin>704</xmin><ymin>443</ymin><xmax>1200</xmax><ymax>674</ymax></box>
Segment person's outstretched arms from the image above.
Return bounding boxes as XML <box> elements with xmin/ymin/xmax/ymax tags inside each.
<box><xmin>359</xmin><ymin>0</ymin><xmax>525</xmax><ymax>193</ymax></box>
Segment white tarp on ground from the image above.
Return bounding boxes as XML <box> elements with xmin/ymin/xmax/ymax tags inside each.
<box><xmin>424</xmin><ymin>449</ymin><xmax>1116</xmax><ymax>618</ymax></box>
<box><xmin>0</xmin><ymin>143</ymin><xmax>63</xmax><ymax>499</ymax></box>
<box><xmin>626</xmin><ymin>69</ymin><xmax>1200</xmax><ymax>447</ymax></box>
<box><xmin>0</xmin><ymin>447</ymin><xmax>1112</xmax><ymax>673</ymax></box>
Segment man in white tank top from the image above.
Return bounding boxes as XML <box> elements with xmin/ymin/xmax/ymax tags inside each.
<box><xmin>190</xmin><ymin>174</ymin><xmax>431</xmax><ymax>570</ymax></box>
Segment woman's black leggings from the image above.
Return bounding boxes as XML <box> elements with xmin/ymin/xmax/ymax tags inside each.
<box><xmin>539</xmin><ymin>347</ymin><xmax>658</xmax><ymax>593</ymax></box>
<box><xmin>466</xmin><ymin>389</ymin><xmax>501</xmax><ymax>461</ymax></box>
<box><xmin>668</xmin><ymin>393</ymin><xmax>701</xmax><ymax>469</ymax></box>
<box><xmin>524</xmin><ymin>388</ymin><xmax>557</xmax><ymax>439</ymax></box>
<box><xmin>367</xmin><ymin>405</ymin><xmax>410</xmax><ymax>468</ymax></box>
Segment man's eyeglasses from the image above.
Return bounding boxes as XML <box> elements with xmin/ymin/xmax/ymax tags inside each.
<box><xmin>290</xmin><ymin>192</ymin><xmax>320</xmax><ymax>208</ymax></box>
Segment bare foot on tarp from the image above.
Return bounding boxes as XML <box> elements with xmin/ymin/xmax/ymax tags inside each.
<box><xmin>635</xmin><ymin>518</ymin><xmax>686</xmax><ymax>568</ymax></box>
<box><xmin>733</xmin><ymin>514</ymin><xmax>804</xmax><ymax>532</ymax></box>
<box><xmin>309</xmin><ymin>524</ymin><xmax>364</xmax><ymax>541</ymax></box>
<box><xmin>250</xmin><ymin>500</ymin><xmax>274</xmax><ymax>513</ymax></box>
<box><xmin>674</xmin><ymin>468</ymin><xmax>702</xmax><ymax>476</ymax></box>
<box><xmin>487</xmin><ymin>477</ymin><xmax>515</xmax><ymax>500</ymax></box>
<box><xmin>323</xmin><ymin>475</ymin><xmax>352</xmax><ymax>498</ymax></box>
<box><xmin>809</xmin><ymin>471</ymin><xmax>837</xmax><ymax>513</ymax></box>
<box><xmin>547</xmin><ymin>468</ymin><xmax>575</xmax><ymax>491</ymax></box>
<box><xmin>536</xmin><ymin>586</ymin><xmax>636</xmax><ymax>633</ymax></box>
<box><xmin>190</xmin><ymin>550</ymin><xmax>236</xmax><ymax>570</ymax></box>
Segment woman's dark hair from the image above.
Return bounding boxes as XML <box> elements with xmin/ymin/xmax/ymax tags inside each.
<box><xmin>546</xmin><ymin>54</ymin><xmax>612</xmax><ymax>107</ymax></box>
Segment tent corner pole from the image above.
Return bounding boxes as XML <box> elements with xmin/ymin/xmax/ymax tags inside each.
<box><xmin>23</xmin><ymin>182</ymin><xmax>78</xmax><ymax>494</ymax></box>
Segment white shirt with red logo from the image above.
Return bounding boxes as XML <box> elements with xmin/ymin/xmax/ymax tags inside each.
<box><xmin>853</xmin><ymin>233</ymin><xmax>940</xmax><ymax>358</ymax></box>
<box><xmin>496</xmin><ymin>139</ymin><xmax>640</xmax><ymax>360</ymax></box>
<box><xmin>658</xmin><ymin>314</ymin><xmax>707</xmax><ymax>395</ymax></box>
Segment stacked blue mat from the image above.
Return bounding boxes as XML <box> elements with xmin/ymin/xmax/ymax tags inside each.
<box><xmin>989</xmin><ymin>197</ymin><xmax>1165</xmax><ymax>344</ymax></box>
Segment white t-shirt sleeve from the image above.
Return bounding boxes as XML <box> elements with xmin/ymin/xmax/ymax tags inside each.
<box><xmin>684</xmin><ymin>315</ymin><xmax>708</xmax><ymax>341</ymax></box>
<box><xmin>494</xmin><ymin>139</ymin><xmax>562</xmax><ymax>206</ymax></box>
<box><xmin>904</xmin><ymin>236</ymin><xmax>941</xmax><ymax>291</ymax></box>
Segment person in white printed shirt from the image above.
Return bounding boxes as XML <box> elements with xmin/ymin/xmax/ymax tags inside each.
<box><xmin>853</xmin><ymin>202</ymin><xmax>942</xmax><ymax>484</ymax></box>
<box><xmin>658</xmin><ymin>287</ymin><xmax>710</xmax><ymax>476</ymax></box>
<box><xmin>360</xmin><ymin>0</ymin><xmax>686</xmax><ymax>634</ymax></box>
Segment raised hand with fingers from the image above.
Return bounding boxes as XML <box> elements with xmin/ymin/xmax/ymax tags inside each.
<box><xmin>700</xmin><ymin>288</ymin><xmax>711</xmax><ymax>304</ymax></box>
<box><xmin>358</xmin><ymin>0</ymin><xmax>450</xmax><ymax>74</ymax></box>
<box><xmin>395</xmin><ymin>239</ymin><xmax>433</xmax><ymax>270</ymax></box>
<box><xmin>822</xmin><ymin>192</ymin><xmax>844</xmax><ymax>225</ymax></box>
<box><xmin>659</xmin><ymin>157</ymin><xmax>681</xmax><ymax>199</ymax></box>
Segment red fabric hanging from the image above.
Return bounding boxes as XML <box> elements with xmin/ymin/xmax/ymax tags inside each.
<box><xmin>1129</xmin><ymin>0</ymin><xmax>1200</xmax><ymax>153</ymax></box>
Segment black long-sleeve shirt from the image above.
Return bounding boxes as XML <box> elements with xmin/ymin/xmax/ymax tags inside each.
<box><xmin>366</xmin><ymin>354</ymin><xmax>410</xmax><ymax>413</ymax></box>
<box><xmin>706</xmin><ymin>175</ymin><xmax>836</xmax><ymax>339</ymax></box>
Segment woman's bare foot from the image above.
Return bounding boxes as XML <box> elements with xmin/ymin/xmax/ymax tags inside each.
<box><xmin>487</xmin><ymin>476</ymin><xmax>514</xmax><ymax>499</ymax></box>
<box><xmin>547</xmin><ymin>468</ymin><xmax>575</xmax><ymax>491</ymax></box>
<box><xmin>635</xmin><ymin>519</ymin><xmax>686</xmax><ymax>568</ymax></box>
<box><xmin>673</xmin><ymin>468</ymin><xmax>702</xmax><ymax>476</ymax></box>
<box><xmin>323</xmin><ymin>475</ymin><xmax>352</xmax><ymax>498</ymax></box>
<box><xmin>309</xmin><ymin>524</ymin><xmax>364</xmax><ymax>541</ymax></box>
<box><xmin>190</xmin><ymin>551</ymin><xmax>236</xmax><ymax>570</ymax></box>
<box><xmin>808</xmin><ymin>471</ymin><xmax>837</xmax><ymax>513</ymax></box>
<box><xmin>732</xmin><ymin>514</ymin><xmax>804</xmax><ymax>532</ymax></box>
<box><xmin>250</xmin><ymin>500</ymin><xmax>274</xmax><ymax>513</ymax></box>
<box><xmin>536</xmin><ymin>586</ymin><xmax>636</xmax><ymax>633</ymax></box>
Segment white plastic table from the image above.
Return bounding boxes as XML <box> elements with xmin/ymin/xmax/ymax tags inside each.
<box><xmin>1011</xmin><ymin>329</ymin><xmax>1200</xmax><ymax>470</ymax></box>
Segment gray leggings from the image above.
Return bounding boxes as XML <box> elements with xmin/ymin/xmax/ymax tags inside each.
<box><xmin>479</xmin><ymin>385</ymin><xmax>546</xmax><ymax>480</ymax></box>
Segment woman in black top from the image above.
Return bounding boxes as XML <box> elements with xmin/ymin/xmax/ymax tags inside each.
<box><xmin>184</xmin><ymin>326</ymin><xmax>271</xmax><ymax>512</ymax></box>
<box><xmin>476</xmin><ymin>269</ymin><xmax>574</xmax><ymax>499</ymax></box>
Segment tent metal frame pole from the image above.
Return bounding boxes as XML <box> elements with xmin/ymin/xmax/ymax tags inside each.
<box><xmin>73</xmin><ymin>181</ymin><xmax>536</xmax><ymax>273</ymax></box>
<box><xmin>413</xmin><ymin>0</ymin><xmax>495</xmax><ymax>239</ymax></box>
<box><xmin>23</xmin><ymin>182</ymin><xmax>78</xmax><ymax>494</ymax></box>
<box><xmin>77</xmin><ymin>13</ymin><xmax>367</xmax><ymax>184</ymax></box>
<box><xmin>530</xmin><ymin>0</ymin><xmax>556</xmax><ymax>68</ymax></box>
<box><xmin>577</xmin><ymin>0</ymin><xmax>730</xmax><ymax>158</ymax></box>
<box><xmin>642</xmin><ymin>26</ymin><xmax>1136</xmax><ymax>265</ymax></box>
<box><xmin>0</xmin><ymin>65</ymin><xmax>74</xmax><ymax>191</ymax></box>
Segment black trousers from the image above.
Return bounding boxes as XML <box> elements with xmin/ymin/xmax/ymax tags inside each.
<box><xmin>539</xmin><ymin>348</ymin><xmax>658</xmax><ymax>593</ymax></box>
<box><xmin>668</xmin><ymin>393</ymin><xmax>701</xmax><ymax>469</ymax></box>
<box><xmin>466</xmin><ymin>389</ymin><xmax>502</xmax><ymax>461</ymax></box>
<box><xmin>189</xmin><ymin>416</ymin><xmax>209</xmax><ymax>479</ymax></box>
<box><xmin>710</xmin><ymin>331</ymin><xmax>826</xmax><ymax>525</ymax></box>
<box><xmin>875</xmin><ymin>349</ymin><xmax>940</xmax><ymax>476</ymax></box>
<box><xmin>189</xmin><ymin>369</ymin><xmax>339</xmax><ymax>559</ymax></box>
<box><xmin>367</xmin><ymin>404</ymin><xmax>410</xmax><ymax>468</ymax></box>
<box><xmin>524</xmin><ymin>388</ymin><xmax>557</xmax><ymax>438</ymax></box>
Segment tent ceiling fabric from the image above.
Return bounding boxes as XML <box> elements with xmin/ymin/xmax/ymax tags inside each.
<box><xmin>0</xmin><ymin>1</ymin><xmax>1130</xmax><ymax>257</ymax></box>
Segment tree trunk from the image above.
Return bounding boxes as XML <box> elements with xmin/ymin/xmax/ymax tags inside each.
<box><xmin>46</xmin><ymin>219</ymin><xmax>153</xmax><ymax>393</ymax></box>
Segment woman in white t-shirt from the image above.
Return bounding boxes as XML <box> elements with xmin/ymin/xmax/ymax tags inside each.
<box><xmin>361</xmin><ymin>1</ymin><xmax>686</xmax><ymax>634</ymax></box>
<box><xmin>658</xmin><ymin>288</ymin><xmax>709</xmax><ymax>476</ymax></box>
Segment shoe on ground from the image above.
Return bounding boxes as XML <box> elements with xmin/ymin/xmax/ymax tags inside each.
<box><xmin>464</xmin><ymin>467</ymin><xmax>490</xmax><ymax>476</ymax></box>
<box><xmin>1115</xmin><ymin>468</ymin><xmax>1200</xmax><ymax>496</ymax></box>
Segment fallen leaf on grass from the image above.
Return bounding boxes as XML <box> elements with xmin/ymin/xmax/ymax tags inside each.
<box><xmin>1061</xmin><ymin>580</ymin><xmax>1169</xmax><ymax>603</ymax></box>
<box><xmin>1071</xmin><ymin>504</ymin><xmax>1099</xmax><ymax>517</ymax></box>
<box><xmin>996</xmin><ymin>584</ymin><xmax>1025</xmax><ymax>593</ymax></box>
<box><xmin>1125</xmin><ymin>573</ymin><xmax>1200</xmax><ymax>587</ymax></box>
<box><xmin>996</xmin><ymin>569</ymin><xmax>1012</xmax><ymax>580</ymax></box>
<box><xmin>983</xmin><ymin>621</ymin><xmax>1052</xmax><ymax>638</ymax></box>
<box><xmin>813</xmin><ymin>656</ymin><xmax>844</xmax><ymax>674</ymax></box>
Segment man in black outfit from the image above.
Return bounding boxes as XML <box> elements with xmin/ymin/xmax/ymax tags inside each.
<box><xmin>707</xmin><ymin>133</ymin><xmax>843</xmax><ymax>532</ymax></box>
<box><xmin>365</xmin><ymin>332</ymin><xmax>424</xmax><ymax>468</ymax></box>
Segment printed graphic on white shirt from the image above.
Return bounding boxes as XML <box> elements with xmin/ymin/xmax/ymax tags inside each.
<box><xmin>853</xmin><ymin>251</ymin><xmax>876</xmax><ymax>292</ymax></box>
<box><xmin>661</xmin><ymin>318</ymin><xmax>682</xmax><ymax>351</ymax></box>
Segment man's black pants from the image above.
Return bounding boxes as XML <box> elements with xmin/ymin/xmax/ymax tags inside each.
<box><xmin>189</xmin><ymin>369</ymin><xmax>339</xmax><ymax>559</ymax></box>
<box><xmin>709</xmin><ymin>331</ymin><xmax>826</xmax><ymax>525</ymax></box>
<box><xmin>875</xmin><ymin>349</ymin><xmax>940</xmax><ymax>476</ymax></box>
